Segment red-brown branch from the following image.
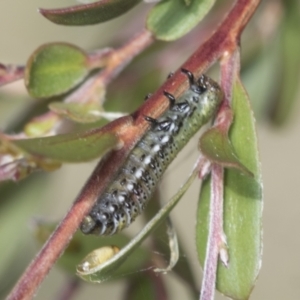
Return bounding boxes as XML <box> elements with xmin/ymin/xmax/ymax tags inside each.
<box><xmin>200</xmin><ymin>164</ymin><xmax>224</xmax><ymax>300</ymax></box>
<box><xmin>6</xmin><ymin>0</ymin><xmax>261</xmax><ymax>299</ymax></box>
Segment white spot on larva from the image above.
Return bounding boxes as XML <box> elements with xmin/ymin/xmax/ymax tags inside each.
<box><xmin>118</xmin><ymin>195</ymin><xmax>125</xmax><ymax>202</ymax></box>
<box><xmin>127</xmin><ymin>183</ymin><xmax>134</xmax><ymax>191</ymax></box>
<box><xmin>135</xmin><ymin>169</ymin><xmax>143</xmax><ymax>178</ymax></box>
<box><xmin>161</xmin><ymin>135</ymin><xmax>169</xmax><ymax>144</ymax></box>
<box><xmin>184</xmin><ymin>107</ymin><xmax>190</xmax><ymax>114</ymax></box>
<box><xmin>169</xmin><ymin>123</ymin><xmax>175</xmax><ymax>131</ymax></box>
<box><xmin>153</xmin><ymin>144</ymin><xmax>160</xmax><ymax>152</ymax></box>
<box><xmin>109</xmin><ymin>206</ymin><xmax>115</xmax><ymax>212</ymax></box>
<box><xmin>144</xmin><ymin>155</ymin><xmax>152</xmax><ymax>164</ymax></box>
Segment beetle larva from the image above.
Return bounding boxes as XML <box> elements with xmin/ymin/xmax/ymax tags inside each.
<box><xmin>80</xmin><ymin>69</ymin><xmax>223</xmax><ymax>236</ymax></box>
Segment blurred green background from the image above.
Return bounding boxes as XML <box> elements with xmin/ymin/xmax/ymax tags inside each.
<box><xmin>1</xmin><ymin>1</ymin><xmax>300</xmax><ymax>299</ymax></box>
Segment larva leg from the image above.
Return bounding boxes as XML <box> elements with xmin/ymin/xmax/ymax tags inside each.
<box><xmin>163</xmin><ymin>91</ymin><xmax>176</xmax><ymax>107</ymax></box>
<box><xmin>144</xmin><ymin>93</ymin><xmax>153</xmax><ymax>101</ymax></box>
<box><xmin>144</xmin><ymin>115</ymin><xmax>158</xmax><ymax>125</ymax></box>
<box><xmin>181</xmin><ymin>68</ymin><xmax>195</xmax><ymax>85</ymax></box>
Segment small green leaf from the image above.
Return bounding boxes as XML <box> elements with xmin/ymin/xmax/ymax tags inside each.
<box><xmin>25</xmin><ymin>43</ymin><xmax>89</xmax><ymax>98</ymax></box>
<box><xmin>196</xmin><ymin>78</ymin><xmax>263</xmax><ymax>300</ymax></box>
<box><xmin>147</xmin><ymin>0</ymin><xmax>216</xmax><ymax>41</ymax></box>
<box><xmin>13</xmin><ymin>128</ymin><xmax>119</xmax><ymax>162</ymax></box>
<box><xmin>39</xmin><ymin>0</ymin><xmax>142</xmax><ymax>26</ymax></box>
<box><xmin>49</xmin><ymin>102</ymin><xmax>103</xmax><ymax>123</ymax></box>
<box><xmin>199</xmin><ymin>125</ymin><xmax>253</xmax><ymax>177</ymax></box>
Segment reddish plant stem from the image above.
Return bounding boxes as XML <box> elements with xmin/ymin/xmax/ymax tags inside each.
<box><xmin>220</xmin><ymin>49</ymin><xmax>240</xmax><ymax>107</ymax></box>
<box><xmin>100</xmin><ymin>29</ymin><xmax>154</xmax><ymax>86</ymax></box>
<box><xmin>220</xmin><ymin>54</ymin><xmax>235</xmax><ymax>105</ymax></box>
<box><xmin>199</xmin><ymin>42</ymin><xmax>243</xmax><ymax>300</ymax></box>
<box><xmin>6</xmin><ymin>1</ymin><xmax>261</xmax><ymax>300</ymax></box>
<box><xmin>215</xmin><ymin>49</ymin><xmax>241</xmax><ymax>131</ymax></box>
<box><xmin>200</xmin><ymin>164</ymin><xmax>224</xmax><ymax>300</ymax></box>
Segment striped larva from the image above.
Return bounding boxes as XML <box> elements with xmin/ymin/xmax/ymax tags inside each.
<box><xmin>80</xmin><ymin>69</ymin><xmax>223</xmax><ymax>236</ymax></box>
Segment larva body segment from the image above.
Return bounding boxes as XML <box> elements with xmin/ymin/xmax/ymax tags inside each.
<box><xmin>80</xmin><ymin>70</ymin><xmax>223</xmax><ymax>236</ymax></box>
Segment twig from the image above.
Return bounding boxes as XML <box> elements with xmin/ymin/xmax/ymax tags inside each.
<box><xmin>199</xmin><ymin>32</ymin><xmax>245</xmax><ymax>300</ymax></box>
<box><xmin>6</xmin><ymin>1</ymin><xmax>261</xmax><ymax>299</ymax></box>
<box><xmin>199</xmin><ymin>164</ymin><xmax>224</xmax><ymax>300</ymax></box>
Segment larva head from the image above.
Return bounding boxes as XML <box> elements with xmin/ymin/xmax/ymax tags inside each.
<box><xmin>197</xmin><ymin>74</ymin><xmax>223</xmax><ymax>120</ymax></box>
<box><xmin>179</xmin><ymin>72</ymin><xmax>223</xmax><ymax>124</ymax></box>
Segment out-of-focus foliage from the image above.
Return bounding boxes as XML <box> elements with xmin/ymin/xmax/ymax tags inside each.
<box><xmin>0</xmin><ymin>0</ymin><xmax>299</xmax><ymax>299</ymax></box>
<box><xmin>39</xmin><ymin>0</ymin><xmax>142</xmax><ymax>25</ymax></box>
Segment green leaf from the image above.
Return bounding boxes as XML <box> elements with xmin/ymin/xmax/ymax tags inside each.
<box><xmin>25</xmin><ymin>43</ymin><xmax>89</xmax><ymax>98</ymax></box>
<box><xmin>13</xmin><ymin>128</ymin><xmax>119</xmax><ymax>162</ymax></box>
<box><xmin>199</xmin><ymin>125</ymin><xmax>253</xmax><ymax>177</ymax></box>
<box><xmin>147</xmin><ymin>0</ymin><xmax>216</xmax><ymax>41</ymax></box>
<box><xmin>49</xmin><ymin>102</ymin><xmax>103</xmax><ymax>123</ymax></box>
<box><xmin>39</xmin><ymin>0</ymin><xmax>142</xmax><ymax>26</ymax></box>
<box><xmin>196</xmin><ymin>79</ymin><xmax>263</xmax><ymax>299</ymax></box>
